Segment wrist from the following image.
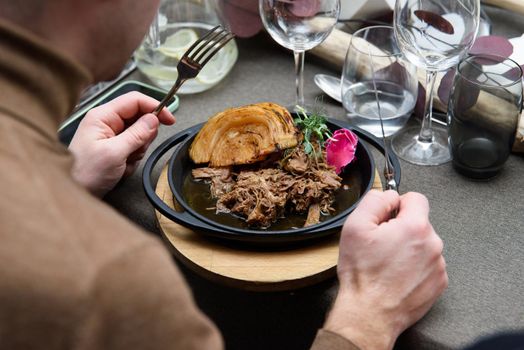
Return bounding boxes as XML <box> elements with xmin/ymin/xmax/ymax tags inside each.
<box><xmin>71</xmin><ymin>162</ymin><xmax>110</xmax><ymax>198</ymax></box>
<box><xmin>323</xmin><ymin>290</ymin><xmax>398</xmax><ymax>350</ymax></box>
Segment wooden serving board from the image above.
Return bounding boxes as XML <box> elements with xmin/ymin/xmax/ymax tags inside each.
<box><xmin>155</xmin><ymin>166</ymin><xmax>382</xmax><ymax>292</ymax></box>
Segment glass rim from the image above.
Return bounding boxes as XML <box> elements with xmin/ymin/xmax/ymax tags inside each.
<box><xmin>349</xmin><ymin>25</ymin><xmax>401</xmax><ymax>58</ymax></box>
<box><xmin>457</xmin><ymin>53</ymin><xmax>523</xmax><ymax>88</ymax></box>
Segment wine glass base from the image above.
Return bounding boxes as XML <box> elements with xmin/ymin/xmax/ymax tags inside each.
<box><xmin>391</xmin><ymin>125</ymin><xmax>452</xmax><ymax>166</ymax></box>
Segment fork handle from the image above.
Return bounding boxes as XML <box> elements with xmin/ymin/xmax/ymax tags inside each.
<box><xmin>385</xmin><ymin>178</ymin><xmax>398</xmax><ymax>192</ymax></box>
<box><xmin>153</xmin><ymin>77</ymin><xmax>185</xmax><ymax>116</ymax></box>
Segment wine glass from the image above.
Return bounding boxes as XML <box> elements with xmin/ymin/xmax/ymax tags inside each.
<box><xmin>259</xmin><ymin>0</ymin><xmax>340</xmax><ymax>110</ymax></box>
<box><xmin>448</xmin><ymin>54</ymin><xmax>522</xmax><ymax>179</ymax></box>
<box><xmin>392</xmin><ymin>0</ymin><xmax>480</xmax><ymax>166</ymax></box>
<box><xmin>341</xmin><ymin>25</ymin><xmax>418</xmax><ymax>138</ymax></box>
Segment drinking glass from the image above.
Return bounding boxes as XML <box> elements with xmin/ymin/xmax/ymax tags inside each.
<box><xmin>135</xmin><ymin>0</ymin><xmax>238</xmax><ymax>94</ymax></box>
<box><xmin>341</xmin><ymin>25</ymin><xmax>418</xmax><ymax>138</ymax></box>
<box><xmin>448</xmin><ymin>54</ymin><xmax>522</xmax><ymax>179</ymax></box>
<box><xmin>259</xmin><ymin>0</ymin><xmax>340</xmax><ymax>109</ymax></box>
<box><xmin>392</xmin><ymin>0</ymin><xmax>480</xmax><ymax>165</ymax></box>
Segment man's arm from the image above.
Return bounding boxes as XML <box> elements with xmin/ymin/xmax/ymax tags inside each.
<box><xmin>67</xmin><ymin>92</ymin><xmax>221</xmax><ymax>348</ymax></box>
<box><xmin>81</xmin><ymin>241</ymin><xmax>223</xmax><ymax>350</ymax></box>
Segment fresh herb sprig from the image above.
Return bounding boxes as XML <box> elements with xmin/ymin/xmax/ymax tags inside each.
<box><xmin>293</xmin><ymin>106</ymin><xmax>332</xmax><ymax>157</ymax></box>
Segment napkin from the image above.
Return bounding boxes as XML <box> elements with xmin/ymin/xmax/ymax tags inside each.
<box><xmin>509</xmin><ymin>34</ymin><xmax>524</xmax><ymax>66</ymax></box>
<box><xmin>509</xmin><ymin>34</ymin><xmax>524</xmax><ymax>152</ymax></box>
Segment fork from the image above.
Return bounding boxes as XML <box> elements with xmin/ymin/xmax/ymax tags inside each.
<box><xmin>153</xmin><ymin>26</ymin><xmax>235</xmax><ymax>115</ymax></box>
<box><xmin>366</xmin><ymin>43</ymin><xmax>399</xmax><ymax>217</ymax></box>
<box><xmin>384</xmin><ymin>151</ymin><xmax>398</xmax><ymax>192</ymax></box>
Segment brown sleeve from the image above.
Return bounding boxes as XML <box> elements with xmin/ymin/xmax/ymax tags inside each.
<box><xmin>310</xmin><ymin>329</ymin><xmax>361</xmax><ymax>350</ymax></box>
<box><xmin>76</xmin><ymin>242</ymin><xmax>223</xmax><ymax>350</ymax></box>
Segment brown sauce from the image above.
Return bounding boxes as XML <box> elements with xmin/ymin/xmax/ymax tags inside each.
<box><xmin>182</xmin><ymin>163</ymin><xmax>363</xmax><ymax>231</ymax></box>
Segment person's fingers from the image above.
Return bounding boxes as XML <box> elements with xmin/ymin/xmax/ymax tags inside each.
<box><xmin>126</xmin><ymin>143</ymin><xmax>149</xmax><ymax>165</ymax></box>
<box><xmin>397</xmin><ymin>192</ymin><xmax>429</xmax><ymax>219</ymax></box>
<box><xmin>427</xmin><ymin>232</ymin><xmax>444</xmax><ymax>260</ymax></box>
<box><xmin>155</xmin><ymin>106</ymin><xmax>176</xmax><ymax>126</ymax></box>
<box><xmin>111</xmin><ymin>113</ymin><xmax>159</xmax><ymax>157</ymax></box>
<box><xmin>124</xmin><ymin>161</ymin><xmax>140</xmax><ymax>178</ymax></box>
<box><xmin>343</xmin><ymin>190</ymin><xmax>400</xmax><ymax>232</ymax></box>
<box><xmin>128</xmin><ymin>144</ymin><xmax>148</xmax><ymax>160</ymax></box>
<box><xmin>90</xmin><ymin>91</ymin><xmax>176</xmax><ymax>130</ymax></box>
<box><xmin>396</xmin><ymin>192</ymin><xmax>431</xmax><ymax>236</ymax></box>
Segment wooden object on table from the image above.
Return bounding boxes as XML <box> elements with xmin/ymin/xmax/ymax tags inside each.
<box><xmin>311</xmin><ymin>28</ymin><xmax>524</xmax><ymax>153</ymax></box>
<box><xmin>513</xmin><ymin>118</ymin><xmax>524</xmax><ymax>153</ymax></box>
<box><xmin>483</xmin><ymin>0</ymin><xmax>524</xmax><ymax>16</ymax></box>
<box><xmin>310</xmin><ymin>28</ymin><xmax>350</xmax><ymax>70</ymax></box>
<box><xmin>482</xmin><ymin>0</ymin><xmax>524</xmax><ymax>150</ymax></box>
<box><xmin>155</xmin><ymin>166</ymin><xmax>382</xmax><ymax>292</ymax></box>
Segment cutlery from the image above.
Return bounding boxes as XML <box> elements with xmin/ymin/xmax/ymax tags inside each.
<box><xmin>314</xmin><ymin>74</ymin><xmax>344</xmax><ymax>103</ymax></box>
<box><xmin>366</xmin><ymin>46</ymin><xmax>398</xmax><ymax>197</ymax></box>
<box><xmin>153</xmin><ymin>26</ymin><xmax>235</xmax><ymax>115</ymax></box>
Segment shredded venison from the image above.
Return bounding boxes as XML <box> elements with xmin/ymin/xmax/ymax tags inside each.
<box><xmin>194</xmin><ymin>144</ymin><xmax>342</xmax><ymax>228</ymax></box>
<box><xmin>192</xmin><ymin>167</ymin><xmax>234</xmax><ymax>197</ymax></box>
<box><xmin>304</xmin><ymin>203</ymin><xmax>321</xmax><ymax>227</ymax></box>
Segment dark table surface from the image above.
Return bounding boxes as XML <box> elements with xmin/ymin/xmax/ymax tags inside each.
<box><xmin>102</xmin><ymin>5</ymin><xmax>524</xmax><ymax>350</ymax></box>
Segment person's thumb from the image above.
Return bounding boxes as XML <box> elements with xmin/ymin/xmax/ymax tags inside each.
<box><xmin>343</xmin><ymin>190</ymin><xmax>400</xmax><ymax>233</ymax></box>
<box><xmin>112</xmin><ymin>114</ymin><xmax>159</xmax><ymax>157</ymax></box>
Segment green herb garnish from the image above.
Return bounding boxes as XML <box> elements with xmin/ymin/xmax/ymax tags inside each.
<box><xmin>293</xmin><ymin>105</ymin><xmax>332</xmax><ymax>157</ymax></box>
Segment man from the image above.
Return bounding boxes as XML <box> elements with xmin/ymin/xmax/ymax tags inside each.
<box><xmin>0</xmin><ymin>0</ymin><xmax>447</xmax><ymax>349</ymax></box>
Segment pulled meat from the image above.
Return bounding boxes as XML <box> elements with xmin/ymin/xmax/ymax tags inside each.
<box><xmin>284</xmin><ymin>148</ymin><xmax>308</xmax><ymax>174</ymax></box>
<box><xmin>304</xmin><ymin>203</ymin><xmax>321</xmax><ymax>227</ymax></box>
<box><xmin>194</xmin><ymin>144</ymin><xmax>342</xmax><ymax>228</ymax></box>
<box><xmin>192</xmin><ymin>167</ymin><xmax>234</xmax><ymax>197</ymax></box>
<box><xmin>284</xmin><ymin>147</ymin><xmax>342</xmax><ymax>215</ymax></box>
<box><xmin>216</xmin><ymin>169</ymin><xmax>292</xmax><ymax>227</ymax></box>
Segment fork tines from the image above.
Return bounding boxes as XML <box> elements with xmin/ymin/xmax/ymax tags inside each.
<box><xmin>182</xmin><ymin>25</ymin><xmax>235</xmax><ymax>67</ymax></box>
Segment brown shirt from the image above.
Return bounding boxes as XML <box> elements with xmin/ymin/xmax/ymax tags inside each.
<box><xmin>0</xmin><ymin>19</ymin><xmax>357</xmax><ymax>350</ymax></box>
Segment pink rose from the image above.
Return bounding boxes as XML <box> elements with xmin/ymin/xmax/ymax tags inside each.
<box><xmin>325</xmin><ymin>128</ymin><xmax>358</xmax><ymax>174</ymax></box>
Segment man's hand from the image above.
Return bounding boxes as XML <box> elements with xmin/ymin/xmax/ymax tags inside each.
<box><xmin>324</xmin><ymin>190</ymin><xmax>448</xmax><ymax>350</ymax></box>
<box><xmin>69</xmin><ymin>91</ymin><xmax>176</xmax><ymax>197</ymax></box>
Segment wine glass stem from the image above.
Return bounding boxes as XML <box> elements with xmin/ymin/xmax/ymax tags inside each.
<box><xmin>419</xmin><ymin>69</ymin><xmax>438</xmax><ymax>142</ymax></box>
<box><xmin>294</xmin><ymin>50</ymin><xmax>305</xmax><ymax>108</ymax></box>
